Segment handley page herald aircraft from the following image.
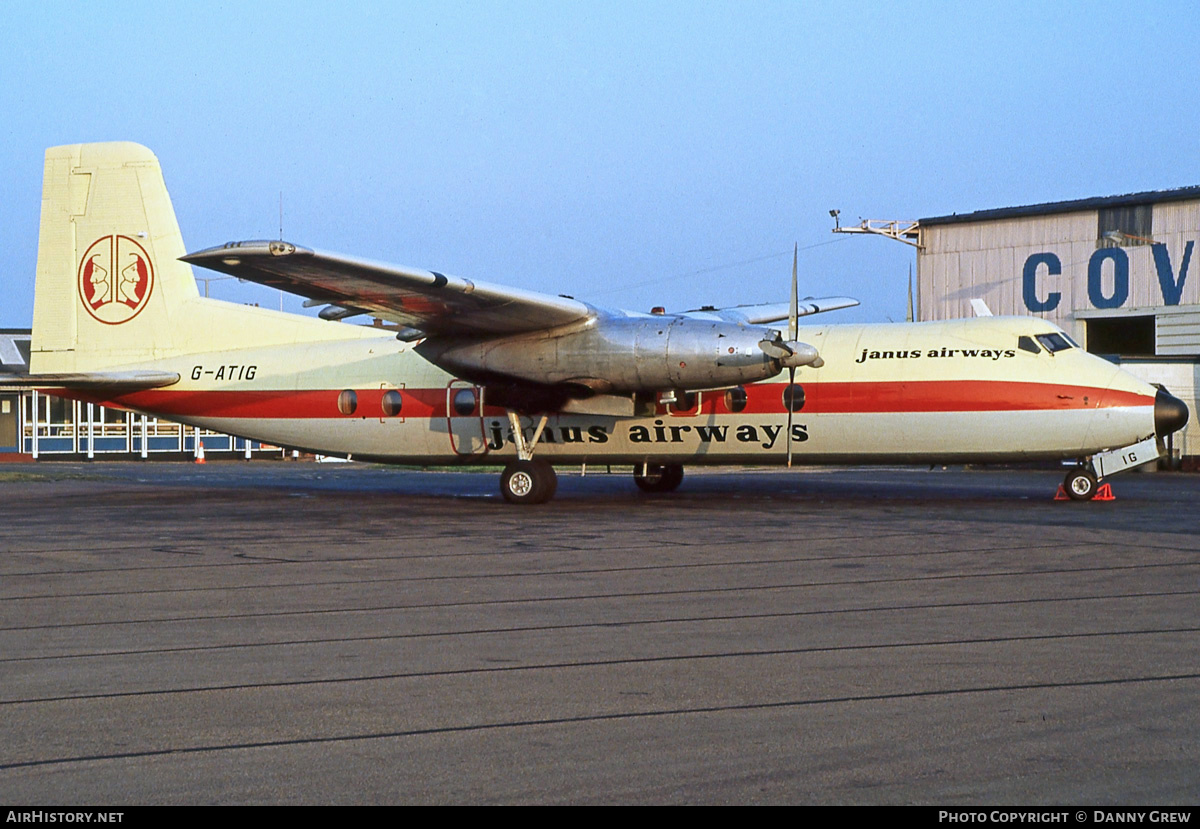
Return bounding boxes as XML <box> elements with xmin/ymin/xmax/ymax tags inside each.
<box><xmin>16</xmin><ymin>142</ymin><xmax>1189</xmax><ymax>502</ymax></box>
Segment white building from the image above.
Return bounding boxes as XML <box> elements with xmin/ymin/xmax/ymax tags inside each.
<box><xmin>0</xmin><ymin>329</ymin><xmax>270</xmax><ymax>460</ymax></box>
<box><xmin>911</xmin><ymin>186</ymin><xmax>1200</xmax><ymax>462</ymax></box>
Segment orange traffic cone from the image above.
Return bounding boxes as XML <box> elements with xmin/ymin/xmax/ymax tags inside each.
<box><xmin>194</xmin><ymin>441</ymin><xmax>206</xmax><ymax>464</ymax></box>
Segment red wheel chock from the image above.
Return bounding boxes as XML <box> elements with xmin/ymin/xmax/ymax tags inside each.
<box><xmin>1053</xmin><ymin>483</ymin><xmax>1115</xmax><ymax>501</ymax></box>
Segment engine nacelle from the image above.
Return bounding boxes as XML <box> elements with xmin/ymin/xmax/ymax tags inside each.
<box><xmin>416</xmin><ymin>315</ymin><xmax>790</xmax><ymax>394</ymax></box>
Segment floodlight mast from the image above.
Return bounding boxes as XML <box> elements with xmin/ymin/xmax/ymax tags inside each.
<box><xmin>831</xmin><ymin>217</ymin><xmax>923</xmax><ymax>249</ymax></box>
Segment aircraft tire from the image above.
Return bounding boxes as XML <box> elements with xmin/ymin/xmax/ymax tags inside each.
<box><xmin>1064</xmin><ymin>468</ymin><xmax>1098</xmax><ymax>501</ymax></box>
<box><xmin>501</xmin><ymin>460</ymin><xmax>557</xmax><ymax>504</ymax></box>
<box><xmin>532</xmin><ymin>458</ymin><xmax>558</xmax><ymax>501</ymax></box>
<box><xmin>634</xmin><ymin>463</ymin><xmax>685</xmax><ymax>493</ymax></box>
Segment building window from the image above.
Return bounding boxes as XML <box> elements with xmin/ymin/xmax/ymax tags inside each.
<box><xmin>1098</xmin><ymin>204</ymin><xmax>1153</xmax><ymax>247</ymax></box>
<box><xmin>1085</xmin><ymin>316</ymin><xmax>1155</xmax><ymax>357</ymax></box>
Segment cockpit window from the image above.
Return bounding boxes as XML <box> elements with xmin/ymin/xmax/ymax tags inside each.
<box><xmin>1035</xmin><ymin>333</ymin><xmax>1073</xmax><ymax>353</ymax></box>
<box><xmin>1018</xmin><ymin>335</ymin><xmax>1041</xmax><ymax>354</ymax></box>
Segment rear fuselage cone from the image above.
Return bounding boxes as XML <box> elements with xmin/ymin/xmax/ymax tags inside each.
<box><xmin>416</xmin><ymin>315</ymin><xmax>782</xmax><ymax>393</ymax></box>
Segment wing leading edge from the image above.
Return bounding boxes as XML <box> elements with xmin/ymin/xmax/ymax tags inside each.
<box><xmin>181</xmin><ymin>241</ymin><xmax>594</xmax><ymax>337</ymax></box>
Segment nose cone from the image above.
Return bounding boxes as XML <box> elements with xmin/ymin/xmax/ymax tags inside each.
<box><xmin>1155</xmin><ymin>388</ymin><xmax>1189</xmax><ymax>438</ymax></box>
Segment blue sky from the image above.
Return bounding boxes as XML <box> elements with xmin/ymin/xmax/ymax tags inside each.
<box><xmin>2</xmin><ymin>1</ymin><xmax>1197</xmax><ymax>327</ymax></box>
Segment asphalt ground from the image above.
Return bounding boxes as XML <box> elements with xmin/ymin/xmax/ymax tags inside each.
<box><xmin>0</xmin><ymin>462</ymin><xmax>1197</xmax><ymax>805</ymax></box>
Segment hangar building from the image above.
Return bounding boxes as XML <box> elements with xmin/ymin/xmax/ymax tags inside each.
<box><xmin>852</xmin><ymin>186</ymin><xmax>1199</xmax><ymax>464</ymax></box>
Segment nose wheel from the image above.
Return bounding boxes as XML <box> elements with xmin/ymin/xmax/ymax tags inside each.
<box><xmin>1063</xmin><ymin>467</ymin><xmax>1098</xmax><ymax>501</ymax></box>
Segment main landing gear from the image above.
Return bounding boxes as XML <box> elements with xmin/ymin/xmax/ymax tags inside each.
<box><xmin>501</xmin><ymin>458</ymin><xmax>558</xmax><ymax>504</ymax></box>
<box><xmin>633</xmin><ymin>462</ymin><xmax>684</xmax><ymax>493</ymax></box>
<box><xmin>499</xmin><ymin>411</ymin><xmax>558</xmax><ymax>504</ymax></box>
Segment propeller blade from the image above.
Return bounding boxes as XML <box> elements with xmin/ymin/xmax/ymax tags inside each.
<box><xmin>786</xmin><ymin>363</ymin><xmax>795</xmax><ymax>468</ymax></box>
<box><xmin>787</xmin><ymin>244</ymin><xmax>798</xmax><ymax>468</ymax></box>
<box><xmin>789</xmin><ymin>243</ymin><xmax>798</xmax><ymax>343</ymax></box>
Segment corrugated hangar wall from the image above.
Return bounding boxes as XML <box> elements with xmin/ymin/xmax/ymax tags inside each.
<box><xmin>915</xmin><ymin>189</ymin><xmax>1200</xmax><ymax>461</ymax></box>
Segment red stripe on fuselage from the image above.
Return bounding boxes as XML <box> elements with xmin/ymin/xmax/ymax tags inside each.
<box><xmin>72</xmin><ymin>381</ymin><xmax>1153</xmax><ymax>420</ymax></box>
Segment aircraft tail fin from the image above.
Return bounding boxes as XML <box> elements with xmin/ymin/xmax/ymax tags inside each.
<box><xmin>30</xmin><ymin>142</ymin><xmax>201</xmax><ymax>374</ymax></box>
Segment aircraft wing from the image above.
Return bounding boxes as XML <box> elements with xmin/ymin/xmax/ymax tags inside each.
<box><xmin>182</xmin><ymin>241</ymin><xmax>593</xmax><ymax>336</ymax></box>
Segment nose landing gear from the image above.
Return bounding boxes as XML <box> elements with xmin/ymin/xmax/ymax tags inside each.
<box><xmin>1063</xmin><ymin>466</ymin><xmax>1098</xmax><ymax>501</ymax></box>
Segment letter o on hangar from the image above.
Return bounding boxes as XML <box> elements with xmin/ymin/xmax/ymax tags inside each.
<box><xmin>783</xmin><ymin>384</ymin><xmax>805</xmax><ymax>412</ymax></box>
<box><xmin>337</xmin><ymin>389</ymin><xmax>358</xmax><ymax>415</ymax></box>
<box><xmin>381</xmin><ymin>390</ymin><xmax>403</xmax><ymax>416</ymax></box>
<box><xmin>452</xmin><ymin>388</ymin><xmax>477</xmax><ymax>416</ymax></box>
<box><xmin>724</xmin><ymin>386</ymin><xmax>748</xmax><ymax>413</ymax></box>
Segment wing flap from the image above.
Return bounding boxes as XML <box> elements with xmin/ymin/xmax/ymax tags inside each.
<box><xmin>182</xmin><ymin>241</ymin><xmax>593</xmax><ymax>336</ymax></box>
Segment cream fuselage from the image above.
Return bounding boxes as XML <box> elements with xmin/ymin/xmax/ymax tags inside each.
<box><xmin>89</xmin><ymin>315</ymin><xmax>1158</xmax><ymax>467</ymax></box>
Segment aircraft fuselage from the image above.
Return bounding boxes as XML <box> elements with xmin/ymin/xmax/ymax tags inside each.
<box><xmin>69</xmin><ymin>315</ymin><xmax>1163</xmax><ymax>467</ymax></box>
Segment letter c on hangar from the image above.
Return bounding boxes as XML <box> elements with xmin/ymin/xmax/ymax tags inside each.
<box><xmin>1022</xmin><ymin>253</ymin><xmax>1062</xmax><ymax>313</ymax></box>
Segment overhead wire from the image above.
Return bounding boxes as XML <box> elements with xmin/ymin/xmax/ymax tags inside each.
<box><xmin>587</xmin><ymin>235</ymin><xmax>851</xmax><ymax>299</ymax></box>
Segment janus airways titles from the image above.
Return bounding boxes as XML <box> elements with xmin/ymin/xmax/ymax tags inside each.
<box><xmin>16</xmin><ymin>143</ymin><xmax>1189</xmax><ymax>503</ymax></box>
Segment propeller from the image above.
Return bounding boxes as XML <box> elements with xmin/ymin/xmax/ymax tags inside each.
<box><xmin>755</xmin><ymin>244</ymin><xmax>824</xmax><ymax>466</ymax></box>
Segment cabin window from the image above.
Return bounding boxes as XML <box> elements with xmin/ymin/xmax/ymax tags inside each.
<box><xmin>1018</xmin><ymin>335</ymin><xmax>1041</xmax><ymax>354</ymax></box>
<box><xmin>783</xmin><ymin>384</ymin><xmax>805</xmax><ymax>412</ymax></box>
<box><xmin>452</xmin><ymin>388</ymin><xmax>477</xmax><ymax>416</ymax></box>
<box><xmin>670</xmin><ymin>391</ymin><xmax>697</xmax><ymax>414</ymax></box>
<box><xmin>725</xmin><ymin>386</ymin><xmax>748</xmax><ymax>413</ymax></box>
<box><xmin>337</xmin><ymin>389</ymin><xmax>358</xmax><ymax>416</ymax></box>
<box><xmin>381</xmin><ymin>390</ymin><xmax>403</xmax><ymax>417</ymax></box>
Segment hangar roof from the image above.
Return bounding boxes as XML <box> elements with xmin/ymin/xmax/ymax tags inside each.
<box><xmin>921</xmin><ymin>185</ymin><xmax>1200</xmax><ymax>227</ymax></box>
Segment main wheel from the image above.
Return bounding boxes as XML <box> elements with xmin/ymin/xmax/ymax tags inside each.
<box><xmin>634</xmin><ymin>463</ymin><xmax>684</xmax><ymax>493</ymax></box>
<box><xmin>1064</xmin><ymin>467</ymin><xmax>1098</xmax><ymax>501</ymax></box>
<box><xmin>501</xmin><ymin>459</ymin><xmax>557</xmax><ymax>504</ymax></box>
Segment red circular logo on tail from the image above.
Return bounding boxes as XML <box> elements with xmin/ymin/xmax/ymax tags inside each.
<box><xmin>77</xmin><ymin>235</ymin><xmax>155</xmax><ymax>325</ymax></box>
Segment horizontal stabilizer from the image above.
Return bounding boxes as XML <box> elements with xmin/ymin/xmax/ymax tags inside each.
<box><xmin>0</xmin><ymin>370</ymin><xmax>180</xmax><ymax>389</ymax></box>
<box><xmin>682</xmin><ymin>296</ymin><xmax>859</xmax><ymax>324</ymax></box>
